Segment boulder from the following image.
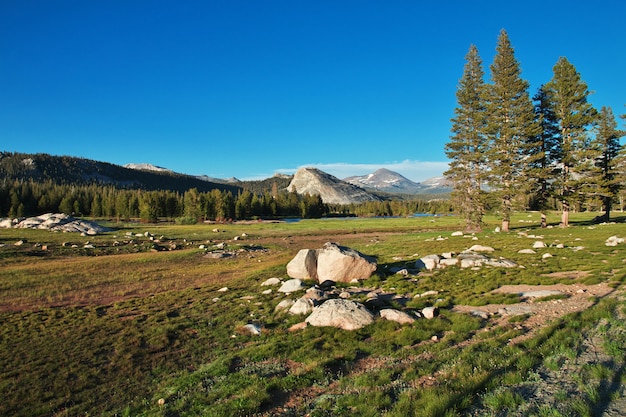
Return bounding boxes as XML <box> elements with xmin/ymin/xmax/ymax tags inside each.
<box><xmin>416</xmin><ymin>254</ymin><xmax>441</xmax><ymax>271</ymax></box>
<box><xmin>379</xmin><ymin>309</ymin><xmax>416</xmax><ymax>324</ymax></box>
<box><xmin>421</xmin><ymin>306</ymin><xmax>438</xmax><ymax>319</ymax></box>
<box><xmin>467</xmin><ymin>244</ymin><xmax>495</xmax><ymax>253</ymax></box>
<box><xmin>286</xmin><ymin>249</ymin><xmax>318</xmax><ymax>280</ymax></box>
<box><xmin>316</xmin><ymin>242</ymin><xmax>377</xmax><ymax>283</ymax></box>
<box><xmin>458</xmin><ymin>252</ymin><xmax>489</xmax><ymax>268</ymax></box>
<box><xmin>261</xmin><ymin>277</ymin><xmax>281</xmax><ymax>286</ymax></box>
<box><xmin>239</xmin><ymin>323</ymin><xmax>262</xmax><ymax>336</ymax></box>
<box><xmin>278</xmin><ymin>279</ymin><xmax>305</xmax><ymax>294</ymax></box>
<box><xmin>289</xmin><ymin>297</ymin><xmax>315</xmax><ymax>315</ymax></box>
<box><xmin>274</xmin><ymin>299</ymin><xmax>295</xmax><ymax>312</ymax></box>
<box><xmin>484</xmin><ymin>258</ymin><xmax>518</xmax><ymax>268</ymax></box>
<box><xmin>605</xmin><ymin>236</ymin><xmax>625</xmax><ymax>247</ymax></box>
<box><xmin>305</xmin><ymin>299</ymin><xmax>374</xmax><ymax>330</ymax></box>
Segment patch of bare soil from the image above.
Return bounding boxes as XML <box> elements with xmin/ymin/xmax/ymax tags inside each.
<box><xmin>453</xmin><ymin>281</ymin><xmax>616</xmax><ymax>344</ymax></box>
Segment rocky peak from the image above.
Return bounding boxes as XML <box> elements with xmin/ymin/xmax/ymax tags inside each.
<box><xmin>287</xmin><ymin>167</ymin><xmax>379</xmax><ymax>205</ymax></box>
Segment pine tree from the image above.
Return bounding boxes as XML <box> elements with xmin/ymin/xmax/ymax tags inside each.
<box><xmin>529</xmin><ymin>85</ymin><xmax>561</xmax><ymax>225</ymax></box>
<box><xmin>592</xmin><ymin>106</ymin><xmax>625</xmax><ymax>221</ymax></box>
<box><xmin>544</xmin><ymin>57</ymin><xmax>597</xmax><ymax>226</ymax></box>
<box><xmin>485</xmin><ymin>30</ymin><xmax>540</xmax><ymax>231</ymax></box>
<box><xmin>445</xmin><ymin>44</ymin><xmax>489</xmax><ymax>232</ymax></box>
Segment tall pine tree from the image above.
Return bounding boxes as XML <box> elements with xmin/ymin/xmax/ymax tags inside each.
<box><xmin>445</xmin><ymin>44</ymin><xmax>489</xmax><ymax>232</ymax></box>
<box><xmin>529</xmin><ymin>85</ymin><xmax>561</xmax><ymax>225</ymax></box>
<box><xmin>485</xmin><ymin>30</ymin><xmax>540</xmax><ymax>231</ymax></box>
<box><xmin>544</xmin><ymin>57</ymin><xmax>597</xmax><ymax>226</ymax></box>
<box><xmin>592</xmin><ymin>106</ymin><xmax>625</xmax><ymax>221</ymax></box>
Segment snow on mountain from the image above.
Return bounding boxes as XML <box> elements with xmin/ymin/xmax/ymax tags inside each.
<box><xmin>124</xmin><ymin>163</ymin><xmax>173</xmax><ymax>173</ymax></box>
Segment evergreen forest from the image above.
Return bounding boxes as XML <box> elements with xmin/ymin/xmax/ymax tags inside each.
<box><xmin>446</xmin><ymin>30</ymin><xmax>625</xmax><ymax>232</ymax></box>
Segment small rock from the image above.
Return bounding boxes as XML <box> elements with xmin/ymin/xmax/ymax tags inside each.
<box><xmin>451</xmin><ymin>231</ymin><xmax>464</xmax><ymax>237</ymax></box>
<box><xmin>470</xmin><ymin>310</ymin><xmax>490</xmax><ymax>319</ymax></box>
<box><xmin>261</xmin><ymin>277</ymin><xmax>281</xmax><ymax>286</ymax></box>
<box><xmin>289</xmin><ymin>297</ymin><xmax>315</xmax><ymax>315</ymax></box>
<box><xmin>533</xmin><ymin>241</ymin><xmax>547</xmax><ymax>249</ymax></box>
<box><xmin>518</xmin><ymin>249</ymin><xmax>536</xmax><ymax>254</ymax></box>
<box><xmin>288</xmin><ymin>322</ymin><xmax>308</xmax><ymax>332</ymax></box>
<box><xmin>422</xmin><ymin>306</ymin><xmax>438</xmax><ymax>319</ymax></box>
<box><xmin>379</xmin><ymin>309</ymin><xmax>416</xmax><ymax>324</ymax></box>
<box><xmin>467</xmin><ymin>244</ymin><xmax>495</xmax><ymax>253</ymax></box>
<box><xmin>240</xmin><ymin>323</ymin><xmax>262</xmax><ymax>336</ymax></box>
<box><xmin>274</xmin><ymin>299</ymin><xmax>295</xmax><ymax>312</ymax></box>
<box><xmin>217</xmin><ymin>287</ymin><xmax>229</xmax><ymax>292</ymax></box>
<box><xmin>278</xmin><ymin>279</ymin><xmax>305</xmax><ymax>294</ymax></box>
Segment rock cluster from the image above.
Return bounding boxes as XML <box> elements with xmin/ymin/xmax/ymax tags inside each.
<box><xmin>247</xmin><ymin>269</ymin><xmax>438</xmax><ymax>333</ymax></box>
<box><xmin>415</xmin><ymin>245</ymin><xmax>518</xmax><ymax>271</ymax></box>
<box><xmin>0</xmin><ymin>213</ymin><xmax>111</xmax><ymax>235</ymax></box>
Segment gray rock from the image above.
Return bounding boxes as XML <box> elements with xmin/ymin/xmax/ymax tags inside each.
<box><xmin>421</xmin><ymin>306</ymin><xmax>438</xmax><ymax>319</ymax></box>
<box><xmin>278</xmin><ymin>279</ymin><xmax>305</xmax><ymax>294</ymax></box>
<box><xmin>261</xmin><ymin>277</ymin><xmax>281</xmax><ymax>286</ymax></box>
<box><xmin>289</xmin><ymin>297</ymin><xmax>315</xmax><ymax>315</ymax></box>
<box><xmin>518</xmin><ymin>249</ymin><xmax>536</xmax><ymax>254</ymax></box>
<box><xmin>240</xmin><ymin>323</ymin><xmax>262</xmax><ymax>336</ymax></box>
<box><xmin>416</xmin><ymin>254</ymin><xmax>441</xmax><ymax>271</ymax></box>
<box><xmin>286</xmin><ymin>249</ymin><xmax>318</xmax><ymax>281</ymax></box>
<box><xmin>379</xmin><ymin>309</ymin><xmax>416</xmax><ymax>324</ymax></box>
<box><xmin>274</xmin><ymin>299</ymin><xmax>295</xmax><ymax>312</ymax></box>
<box><xmin>467</xmin><ymin>244</ymin><xmax>495</xmax><ymax>253</ymax></box>
<box><xmin>305</xmin><ymin>299</ymin><xmax>374</xmax><ymax>330</ymax></box>
<box><xmin>316</xmin><ymin>242</ymin><xmax>377</xmax><ymax>283</ymax></box>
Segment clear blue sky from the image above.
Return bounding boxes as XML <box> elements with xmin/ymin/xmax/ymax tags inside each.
<box><xmin>2</xmin><ymin>1</ymin><xmax>625</xmax><ymax>182</ymax></box>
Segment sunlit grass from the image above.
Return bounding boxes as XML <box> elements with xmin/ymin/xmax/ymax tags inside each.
<box><xmin>0</xmin><ymin>211</ymin><xmax>625</xmax><ymax>416</ymax></box>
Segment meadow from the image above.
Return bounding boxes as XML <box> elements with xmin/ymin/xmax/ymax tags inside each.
<box><xmin>1</xmin><ymin>212</ymin><xmax>625</xmax><ymax>416</ymax></box>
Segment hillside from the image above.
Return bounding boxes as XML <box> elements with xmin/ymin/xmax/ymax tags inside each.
<box><xmin>0</xmin><ymin>152</ymin><xmax>241</xmax><ymax>194</ymax></box>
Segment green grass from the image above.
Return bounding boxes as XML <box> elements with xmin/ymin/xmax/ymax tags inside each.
<box><xmin>1</xmin><ymin>211</ymin><xmax>625</xmax><ymax>416</ymax></box>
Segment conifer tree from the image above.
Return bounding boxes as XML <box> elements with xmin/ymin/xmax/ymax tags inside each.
<box><xmin>485</xmin><ymin>30</ymin><xmax>540</xmax><ymax>231</ymax></box>
<box><xmin>544</xmin><ymin>57</ymin><xmax>597</xmax><ymax>226</ymax></box>
<box><xmin>529</xmin><ymin>85</ymin><xmax>561</xmax><ymax>225</ymax></box>
<box><xmin>445</xmin><ymin>44</ymin><xmax>489</xmax><ymax>232</ymax></box>
<box><xmin>592</xmin><ymin>106</ymin><xmax>625</xmax><ymax>221</ymax></box>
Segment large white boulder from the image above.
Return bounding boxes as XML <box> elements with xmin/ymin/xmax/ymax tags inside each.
<box><xmin>286</xmin><ymin>249</ymin><xmax>318</xmax><ymax>281</ymax></box>
<box><xmin>305</xmin><ymin>299</ymin><xmax>374</xmax><ymax>330</ymax></box>
<box><xmin>315</xmin><ymin>242</ymin><xmax>377</xmax><ymax>283</ymax></box>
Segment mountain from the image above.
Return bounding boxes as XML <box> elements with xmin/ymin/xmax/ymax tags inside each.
<box><xmin>123</xmin><ymin>163</ymin><xmax>172</xmax><ymax>173</ymax></box>
<box><xmin>0</xmin><ymin>152</ymin><xmax>241</xmax><ymax>194</ymax></box>
<box><xmin>287</xmin><ymin>167</ymin><xmax>380</xmax><ymax>205</ymax></box>
<box><xmin>344</xmin><ymin>168</ymin><xmax>423</xmax><ymax>194</ymax></box>
<box><xmin>344</xmin><ymin>168</ymin><xmax>451</xmax><ymax>195</ymax></box>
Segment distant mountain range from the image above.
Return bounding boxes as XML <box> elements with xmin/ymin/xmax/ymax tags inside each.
<box><xmin>343</xmin><ymin>168</ymin><xmax>451</xmax><ymax>195</ymax></box>
<box><xmin>0</xmin><ymin>152</ymin><xmax>450</xmax><ymax>205</ymax></box>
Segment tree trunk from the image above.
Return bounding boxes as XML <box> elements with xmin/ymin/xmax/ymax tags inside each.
<box><xmin>501</xmin><ymin>219</ymin><xmax>510</xmax><ymax>232</ymax></box>
<box><xmin>540</xmin><ymin>212</ymin><xmax>547</xmax><ymax>228</ymax></box>
<box><xmin>561</xmin><ymin>201</ymin><xmax>569</xmax><ymax>227</ymax></box>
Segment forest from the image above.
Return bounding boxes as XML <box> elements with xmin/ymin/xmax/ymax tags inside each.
<box><xmin>446</xmin><ymin>30</ymin><xmax>626</xmax><ymax>232</ymax></box>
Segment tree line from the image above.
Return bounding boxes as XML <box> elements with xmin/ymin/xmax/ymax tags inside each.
<box><xmin>0</xmin><ymin>179</ymin><xmax>452</xmax><ymax>222</ymax></box>
<box><xmin>446</xmin><ymin>29</ymin><xmax>625</xmax><ymax>232</ymax></box>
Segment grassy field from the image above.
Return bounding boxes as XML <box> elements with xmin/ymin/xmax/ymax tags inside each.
<box><xmin>1</xmin><ymin>212</ymin><xmax>625</xmax><ymax>416</ymax></box>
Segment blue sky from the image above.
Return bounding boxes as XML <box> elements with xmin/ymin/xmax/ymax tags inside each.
<box><xmin>1</xmin><ymin>1</ymin><xmax>625</xmax><ymax>182</ymax></box>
